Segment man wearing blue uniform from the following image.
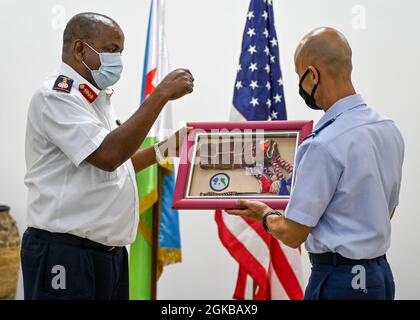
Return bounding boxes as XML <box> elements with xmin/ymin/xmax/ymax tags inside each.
<box><xmin>226</xmin><ymin>27</ymin><xmax>404</xmax><ymax>300</ymax></box>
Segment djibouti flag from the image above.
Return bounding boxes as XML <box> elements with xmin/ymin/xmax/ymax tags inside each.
<box><xmin>129</xmin><ymin>0</ymin><xmax>182</xmax><ymax>300</ymax></box>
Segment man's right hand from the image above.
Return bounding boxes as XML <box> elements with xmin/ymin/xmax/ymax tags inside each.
<box><xmin>86</xmin><ymin>69</ymin><xmax>194</xmax><ymax>172</ymax></box>
<box><xmin>155</xmin><ymin>69</ymin><xmax>194</xmax><ymax>101</ymax></box>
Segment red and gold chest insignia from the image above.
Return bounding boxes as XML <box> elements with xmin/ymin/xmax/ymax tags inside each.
<box><xmin>79</xmin><ymin>84</ymin><xmax>98</xmax><ymax>103</ymax></box>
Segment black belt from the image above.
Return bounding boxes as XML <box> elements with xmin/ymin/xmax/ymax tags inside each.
<box><xmin>309</xmin><ymin>252</ymin><xmax>386</xmax><ymax>266</ymax></box>
<box><xmin>26</xmin><ymin>227</ymin><xmax>120</xmax><ymax>253</ymax></box>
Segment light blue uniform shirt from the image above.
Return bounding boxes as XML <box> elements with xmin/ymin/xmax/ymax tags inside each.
<box><xmin>285</xmin><ymin>94</ymin><xmax>404</xmax><ymax>259</ymax></box>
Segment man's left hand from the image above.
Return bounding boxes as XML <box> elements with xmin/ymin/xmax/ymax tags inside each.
<box><xmin>159</xmin><ymin>126</ymin><xmax>192</xmax><ymax>158</ymax></box>
<box><xmin>225</xmin><ymin>200</ymin><xmax>272</xmax><ymax>221</ymax></box>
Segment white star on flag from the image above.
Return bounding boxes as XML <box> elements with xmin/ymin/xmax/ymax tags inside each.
<box><xmin>270</xmin><ymin>37</ymin><xmax>278</xmax><ymax>47</ymax></box>
<box><xmin>265</xmin><ymin>81</ymin><xmax>271</xmax><ymax>90</ymax></box>
<box><xmin>248</xmin><ymin>45</ymin><xmax>257</xmax><ymax>55</ymax></box>
<box><xmin>271</xmin><ymin>110</ymin><xmax>278</xmax><ymax>119</ymax></box>
<box><xmin>249</xmin><ymin>80</ymin><xmax>259</xmax><ymax>90</ymax></box>
<box><xmin>273</xmin><ymin>93</ymin><xmax>282</xmax><ymax>103</ymax></box>
<box><xmin>262</xmin><ymin>11</ymin><xmax>268</xmax><ymax>20</ymax></box>
<box><xmin>249</xmin><ymin>63</ymin><xmax>258</xmax><ymax>72</ymax></box>
<box><xmin>263</xmin><ymin>28</ymin><xmax>269</xmax><ymax>38</ymax></box>
<box><xmin>264</xmin><ymin>64</ymin><xmax>270</xmax><ymax>73</ymax></box>
<box><xmin>250</xmin><ymin>97</ymin><xmax>259</xmax><ymax>107</ymax></box>
<box><xmin>247</xmin><ymin>28</ymin><xmax>256</xmax><ymax>37</ymax></box>
<box><xmin>235</xmin><ymin>81</ymin><xmax>243</xmax><ymax>89</ymax></box>
<box><xmin>278</xmin><ymin>78</ymin><xmax>284</xmax><ymax>86</ymax></box>
<box><xmin>264</xmin><ymin>46</ymin><xmax>270</xmax><ymax>55</ymax></box>
<box><xmin>266</xmin><ymin>98</ymin><xmax>272</xmax><ymax>108</ymax></box>
<box><xmin>247</xmin><ymin>11</ymin><xmax>255</xmax><ymax>20</ymax></box>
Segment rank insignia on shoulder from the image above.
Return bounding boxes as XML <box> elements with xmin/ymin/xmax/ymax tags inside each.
<box><xmin>79</xmin><ymin>83</ymin><xmax>98</xmax><ymax>103</ymax></box>
<box><xmin>52</xmin><ymin>75</ymin><xmax>73</xmax><ymax>93</ymax></box>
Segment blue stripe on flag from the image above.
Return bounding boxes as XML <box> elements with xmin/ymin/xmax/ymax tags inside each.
<box><xmin>159</xmin><ymin>171</ymin><xmax>181</xmax><ymax>249</ymax></box>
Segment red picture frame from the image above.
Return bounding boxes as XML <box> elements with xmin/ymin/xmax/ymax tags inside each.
<box><xmin>172</xmin><ymin>121</ymin><xmax>313</xmax><ymax>210</ymax></box>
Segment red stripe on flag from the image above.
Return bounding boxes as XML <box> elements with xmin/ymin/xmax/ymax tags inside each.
<box><xmin>242</xmin><ymin>217</ymin><xmax>304</xmax><ymax>300</ymax></box>
<box><xmin>215</xmin><ymin>210</ymin><xmax>270</xmax><ymax>300</ymax></box>
<box><xmin>233</xmin><ymin>266</ymin><xmax>248</xmax><ymax>300</ymax></box>
<box><xmin>269</xmin><ymin>239</ymin><xmax>304</xmax><ymax>300</ymax></box>
<box><xmin>145</xmin><ymin>67</ymin><xmax>157</xmax><ymax>98</ymax></box>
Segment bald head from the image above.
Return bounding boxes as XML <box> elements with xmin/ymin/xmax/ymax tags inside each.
<box><xmin>294</xmin><ymin>28</ymin><xmax>357</xmax><ymax>110</ymax></box>
<box><xmin>295</xmin><ymin>27</ymin><xmax>353</xmax><ymax>78</ymax></box>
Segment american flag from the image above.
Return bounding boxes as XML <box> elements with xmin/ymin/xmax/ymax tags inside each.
<box><xmin>215</xmin><ymin>0</ymin><xmax>304</xmax><ymax>300</ymax></box>
<box><xmin>231</xmin><ymin>0</ymin><xmax>286</xmax><ymax>121</ymax></box>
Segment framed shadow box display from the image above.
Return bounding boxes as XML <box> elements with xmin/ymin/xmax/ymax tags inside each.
<box><xmin>172</xmin><ymin>121</ymin><xmax>313</xmax><ymax>210</ymax></box>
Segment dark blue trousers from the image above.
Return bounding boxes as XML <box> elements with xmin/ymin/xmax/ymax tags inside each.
<box><xmin>21</xmin><ymin>229</ymin><xmax>129</xmax><ymax>300</ymax></box>
<box><xmin>304</xmin><ymin>254</ymin><xmax>395</xmax><ymax>300</ymax></box>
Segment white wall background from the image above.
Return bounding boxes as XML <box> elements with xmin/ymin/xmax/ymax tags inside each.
<box><xmin>1</xmin><ymin>0</ymin><xmax>419</xmax><ymax>299</ymax></box>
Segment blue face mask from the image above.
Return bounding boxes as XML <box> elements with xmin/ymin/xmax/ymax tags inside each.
<box><xmin>82</xmin><ymin>42</ymin><xmax>123</xmax><ymax>90</ymax></box>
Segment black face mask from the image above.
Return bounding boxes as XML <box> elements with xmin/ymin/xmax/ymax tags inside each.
<box><xmin>299</xmin><ymin>68</ymin><xmax>322</xmax><ymax>110</ymax></box>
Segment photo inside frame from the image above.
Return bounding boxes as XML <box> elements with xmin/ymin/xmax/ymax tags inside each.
<box><xmin>186</xmin><ymin>131</ymin><xmax>299</xmax><ymax>199</ymax></box>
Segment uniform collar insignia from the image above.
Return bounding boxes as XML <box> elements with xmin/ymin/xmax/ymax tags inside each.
<box><xmin>79</xmin><ymin>83</ymin><xmax>98</xmax><ymax>103</ymax></box>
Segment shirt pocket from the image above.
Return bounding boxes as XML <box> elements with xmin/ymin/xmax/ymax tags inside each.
<box><xmin>93</xmin><ymin>166</ymin><xmax>119</xmax><ymax>183</ymax></box>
